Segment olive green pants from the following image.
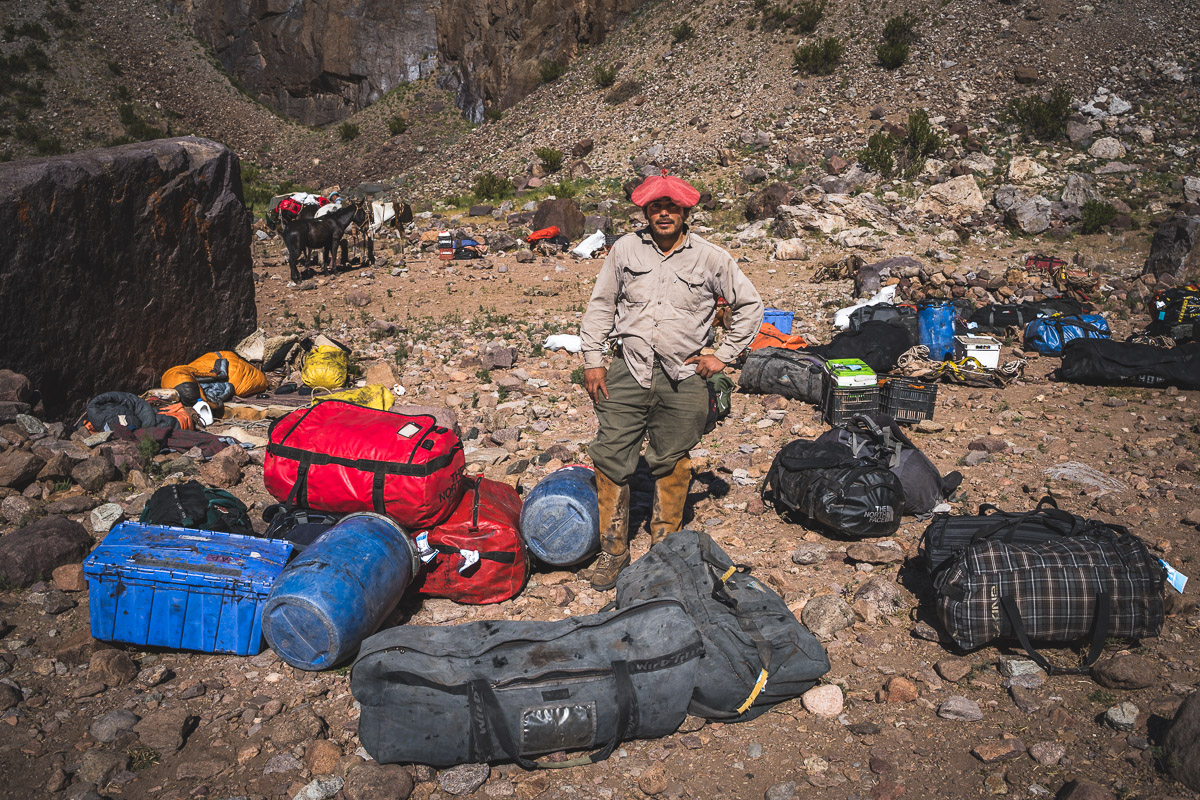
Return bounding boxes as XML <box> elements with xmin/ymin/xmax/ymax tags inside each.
<box><xmin>589</xmin><ymin>356</ymin><xmax>709</xmax><ymax>485</ymax></box>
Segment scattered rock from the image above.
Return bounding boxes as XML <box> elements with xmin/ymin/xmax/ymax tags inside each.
<box><xmin>801</xmin><ymin>684</ymin><xmax>844</xmax><ymax>718</ymax></box>
<box><xmin>264</xmin><ymin>753</ymin><xmax>305</xmax><ymax>774</ymax></box>
<box><xmin>1058</xmin><ymin>780</ymin><xmax>1116</xmax><ymax>800</ymax></box>
<box><xmin>765</xmin><ymin>780</ymin><xmax>798</xmax><ymax>800</ymax></box>
<box><xmin>305</xmin><ymin>739</ymin><xmax>343</xmax><ymax>775</ymax></box>
<box><xmin>89</xmin><ymin>649</ymin><xmax>138</xmax><ymax>686</ymax></box>
<box><xmin>1088</xmin><ymin>137</ymin><xmax>1126</xmax><ymax>160</ymax></box>
<box><xmin>913</xmin><ymin>175</ymin><xmax>985</xmax><ymax>218</ymax></box>
<box><xmin>774</xmin><ymin>238</ymin><xmax>810</xmax><ymax>261</ymax></box>
<box><xmin>0</xmin><ymin>450</ymin><xmax>45</xmax><ymax>488</ymax></box>
<box><xmin>971</xmin><ymin>738</ymin><xmax>1025</xmax><ymax>762</ymax></box>
<box><xmin>52</xmin><ymin>562</ymin><xmax>86</xmax><ymax>591</ymax></box>
<box><xmin>344</xmin><ymin>762</ymin><xmax>415</xmax><ymax>800</ymax></box>
<box><xmin>438</xmin><ymin>763</ymin><xmax>490</xmax><ymax>795</ymax></box>
<box><xmin>292</xmin><ymin>776</ymin><xmax>345</xmax><ymax>800</ymax></box>
<box><xmin>78</xmin><ymin>749</ymin><xmax>130</xmax><ymax>787</ymax></box>
<box><xmin>638</xmin><ymin>763</ymin><xmax>669</xmax><ymax>795</ymax></box>
<box><xmin>1091</xmin><ymin>654</ymin><xmax>1159</xmax><ymax>690</ymax></box>
<box><xmin>846</xmin><ymin>542</ymin><xmax>904</xmax><ymax>564</ymax></box>
<box><xmin>880</xmin><ymin>676</ymin><xmax>918</xmax><ymax>703</ymax></box>
<box><xmin>1104</xmin><ymin>701</ymin><xmax>1138</xmax><ymax>732</ymax></box>
<box><xmin>0</xmin><ymin>515</ymin><xmax>91</xmax><ymax>588</ymax></box>
<box><xmin>801</xmin><ymin>595</ymin><xmax>855</xmax><ymax>639</ymax></box>
<box><xmin>134</xmin><ymin>708</ymin><xmax>193</xmax><ymax>754</ymax></box>
<box><xmin>935</xmin><ymin>659</ymin><xmax>971</xmax><ymax>682</ymax></box>
<box><xmin>1028</xmin><ymin>741</ymin><xmax>1064</xmax><ymax>766</ymax></box>
<box><xmin>791</xmin><ymin>542</ymin><xmax>828</xmax><ymax>565</ymax></box>
<box><xmin>938</xmin><ymin>696</ymin><xmax>983</xmax><ymax>721</ymax></box>
<box><xmin>1013</xmin><ymin>66</ymin><xmax>1038</xmax><ymax>84</ymax></box>
<box><xmin>90</xmin><ymin>502</ymin><xmax>124</xmax><ymax>534</ymax></box>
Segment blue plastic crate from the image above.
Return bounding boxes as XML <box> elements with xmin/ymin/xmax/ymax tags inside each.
<box><xmin>83</xmin><ymin>522</ymin><xmax>293</xmax><ymax>655</ymax></box>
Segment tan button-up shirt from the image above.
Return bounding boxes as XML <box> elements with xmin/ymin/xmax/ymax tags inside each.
<box><xmin>581</xmin><ymin>227</ymin><xmax>764</xmax><ymax>388</ymax></box>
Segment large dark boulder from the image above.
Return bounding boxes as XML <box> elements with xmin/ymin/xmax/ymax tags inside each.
<box><xmin>0</xmin><ymin>516</ymin><xmax>92</xmax><ymax>588</ymax></box>
<box><xmin>745</xmin><ymin>182</ymin><xmax>796</xmax><ymax>221</ymax></box>
<box><xmin>1164</xmin><ymin>691</ymin><xmax>1200</xmax><ymax>791</ymax></box>
<box><xmin>0</xmin><ymin>138</ymin><xmax>256</xmax><ymax>421</ymax></box>
<box><xmin>531</xmin><ymin>198</ymin><xmax>585</xmax><ymax>241</ymax></box>
<box><xmin>1143</xmin><ymin>214</ymin><xmax>1200</xmax><ymax>282</ymax></box>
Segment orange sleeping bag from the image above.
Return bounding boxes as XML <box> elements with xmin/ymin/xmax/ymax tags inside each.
<box><xmin>162</xmin><ymin>351</ymin><xmax>269</xmax><ymax>398</ymax></box>
<box><xmin>750</xmin><ymin>323</ymin><xmax>807</xmax><ymax>351</ymax></box>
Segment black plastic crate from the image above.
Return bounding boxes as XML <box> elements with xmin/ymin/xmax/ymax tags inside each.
<box><xmin>879</xmin><ymin>375</ymin><xmax>938</xmax><ymax>425</ymax></box>
<box><xmin>822</xmin><ymin>384</ymin><xmax>880</xmax><ymax>426</ymax></box>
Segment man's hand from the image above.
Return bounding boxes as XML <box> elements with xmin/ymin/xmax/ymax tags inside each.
<box><xmin>685</xmin><ymin>354</ymin><xmax>727</xmax><ymax>379</ymax></box>
<box><xmin>584</xmin><ymin>367</ymin><xmax>609</xmax><ymax>402</ymax></box>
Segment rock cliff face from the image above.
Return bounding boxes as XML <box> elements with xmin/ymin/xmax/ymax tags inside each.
<box><xmin>0</xmin><ymin>138</ymin><xmax>257</xmax><ymax>421</ymax></box>
<box><xmin>168</xmin><ymin>0</ymin><xmax>440</xmax><ymax>126</ymax></box>
<box><xmin>436</xmin><ymin>0</ymin><xmax>644</xmax><ymax>122</ymax></box>
<box><xmin>168</xmin><ymin>0</ymin><xmax>639</xmax><ymax>125</ymax></box>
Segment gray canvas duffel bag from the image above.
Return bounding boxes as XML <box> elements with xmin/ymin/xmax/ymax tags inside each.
<box><xmin>350</xmin><ymin>599</ymin><xmax>703</xmax><ymax>767</ymax></box>
<box><xmin>738</xmin><ymin>347</ymin><xmax>826</xmax><ymax>403</ymax></box>
<box><xmin>615</xmin><ymin>530</ymin><xmax>830</xmax><ymax>721</ymax></box>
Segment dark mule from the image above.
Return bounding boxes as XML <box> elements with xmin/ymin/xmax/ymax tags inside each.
<box><xmin>283</xmin><ymin>202</ymin><xmax>369</xmax><ymax>283</ymax></box>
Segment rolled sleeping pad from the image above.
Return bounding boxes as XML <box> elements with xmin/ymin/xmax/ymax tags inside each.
<box><xmin>261</xmin><ymin>512</ymin><xmax>419</xmax><ymax>670</ymax></box>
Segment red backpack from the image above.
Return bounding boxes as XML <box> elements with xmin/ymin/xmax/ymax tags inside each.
<box><xmin>412</xmin><ymin>477</ymin><xmax>528</xmax><ymax>604</ymax></box>
<box><xmin>265</xmin><ymin>401</ymin><xmax>465</xmax><ymax>529</ymax></box>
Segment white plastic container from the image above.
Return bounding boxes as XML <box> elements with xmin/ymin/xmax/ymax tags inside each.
<box><xmin>954</xmin><ymin>334</ymin><xmax>1002</xmax><ymax>370</ymax></box>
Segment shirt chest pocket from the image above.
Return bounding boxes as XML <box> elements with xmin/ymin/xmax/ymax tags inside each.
<box><xmin>619</xmin><ymin>263</ymin><xmax>655</xmax><ymax>306</ymax></box>
<box><xmin>669</xmin><ymin>267</ymin><xmax>712</xmax><ymax>313</ymax></box>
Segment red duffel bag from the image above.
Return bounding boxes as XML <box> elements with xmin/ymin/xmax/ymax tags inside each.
<box><xmin>265</xmin><ymin>401</ymin><xmax>465</xmax><ymax>529</ymax></box>
<box><xmin>411</xmin><ymin>476</ymin><xmax>528</xmax><ymax>604</ymax></box>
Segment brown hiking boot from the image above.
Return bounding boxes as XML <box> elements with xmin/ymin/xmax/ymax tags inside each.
<box><xmin>650</xmin><ymin>456</ymin><xmax>692</xmax><ymax>545</ymax></box>
<box><xmin>588</xmin><ymin>549</ymin><xmax>631</xmax><ymax>592</ymax></box>
<box><xmin>590</xmin><ymin>469</ymin><xmax>630</xmax><ymax>591</ymax></box>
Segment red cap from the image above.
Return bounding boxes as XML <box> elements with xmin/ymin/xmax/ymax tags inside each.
<box><xmin>631</xmin><ymin>171</ymin><xmax>701</xmax><ymax>209</ymax></box>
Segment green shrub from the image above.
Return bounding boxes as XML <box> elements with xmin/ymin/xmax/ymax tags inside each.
<box><xmin>546</xmin><ymin>179</ymin><xmax>582</xmax><ymax>199</ymax></box>
<box><xmin>670</xmin><ymin>21</ymin><xmax>695</xmax><ymax>43</ymax></box>
<box><xmin>106</xmin><ymin>59</ymin><xmax>123</xmax><ymax>76</ymax></box>
<box><xmin>534</xmin><ymin>146</ymin><xmax>564</xmax><ymax>173</ymax></box>
<box><xmin>905</xmin><ymin>108</ymin><xmax>944</xmax><ymax>162</ymax></box>
<box><xmin>46</xmin><ymin>9</ymin><xmax>79</xmax><ymax>31</ymax></box>
<box><xmin>570</xmin><ymin>366</ymin><xmax>586</xmax><ymax>385</ymax></box>
<box><xmin>539</xmin><ymin>59</ymin><xmax>567</xmax><ymax>83</ymax></box>
<box><xmin>793</xmin><ymin>37</ymin><xmax>844</xmax><ymax>76</ymax></box>
<box><xmin>386</xmin><ymin>116</ymin><xmax>407</xmax><ymax>135</ymax></box>
<box><xmin>484</xmin><ymin>108</ymin><xmax>503</xmax><ymax>122</ymax></box>
<box><xmin>1006</xmin><ymin>85</ymin><xmax>1072</xmax><ymax>141</ymax></box>
<box><xmin>790</xmin><ymin>0</ymin><xmax>825</xmax><ymax>33</ymax></box>
<box><xmin>594</xmin><ymin>63</ymin><xmax>618</xmax><ymax>88</ymax></box>
<box><xmin>1080</xmin><ymin>200</ymin><xmax>1117</xmax><ymax>234</ymax></box>
<box><xmin>3</xmin><ymin>21</ymin><xmax>50</xmax><ymax>41</ymax></box>
<box><xmin>876</xmin><ymin>40</ymin><xmax>909</xmax><ymax>69</ymax></box>
<box><xmin>605</xmin><ymin>79</ymin><xmax>643</xmax><ymax>105</ymax></box>
<box><xmin>473</xmin><ymin>171</ymin><xmax>514</xmax><ymax>201</ymax></box>
<box><xmin>117</xmin><ymin>103</ymin><xmax>166</xmax><ymax>141</ymax></box>
<box><xmin>337</xmin><ymin>121</ymin><xmax>359</xmax><ymax>141</ymax></box>
<box><xmin>858</xmin><ymin>130</ymin><xmax>897</xmax><ymax>177</ymax></box>
<box><xmin>882</xmin><ymin>13</ymin><xmax>919</xmax><ymax>45</ymax></box>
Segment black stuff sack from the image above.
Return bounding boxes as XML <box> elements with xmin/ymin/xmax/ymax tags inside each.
<box><xmin>140</xmin><ymin>480</ymin><xmax>254</xmax><ymax>536</ymax></box>
<box><xmin>615</xmin><ymin>530</ymin><xmax>830</xmax><ymax>722</ymax></box>
<box><xmin>261</xmin><ymin>503</ymin><xmax>340</xmax><ymax>552</ymax></box>
<box><xmin>1057</xmin><ymin>338</ymin><xmax>1200</xmax><ymax>390</ymax></box>
<box><xmin>762</xmin><ymin>439</ymin><xmax>904</xmax><ymax>538</ymax></box>
<box><xmin>738</xmin><ymin>348</ymin><xmax>825</xmax><ymax>403</ymax></box>
<box><xmin>809</xmin><ymin>320</ymin><xmax>915</xmax><ymax>374</ymax></box>
<box><xmin>848</xmin><ymin>303</ymin><xmax>919</xmax><ymax>342</ymax></box>
<box><xmin>933</xmin><ymin>514</ymin><xmax>1165</xmax><ymax>674</ymax></box>
<box><xmin>351</xmin><ymin>600</ymin><xmax>703</xmax><ymax>768</ymax></box>
<box><xmin>817</xmin><ymin>414</ymin><xmax>961</xmax><ymax>515</ymax></box>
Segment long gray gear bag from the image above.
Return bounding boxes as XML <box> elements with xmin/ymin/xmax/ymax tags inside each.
<box><xmin>350</xmin><ymin>600</ymin><xmax>703</xmax><ymax>768</ymax></box>
<box><xmin>615</xmin><ymin>531</ymin><xmax>830</xmax><ymax>721</ymax></box>
<box><xmin>738</xmin><ymin>347</ymin><xmax>826</xmax><ymax>403</ymax></box>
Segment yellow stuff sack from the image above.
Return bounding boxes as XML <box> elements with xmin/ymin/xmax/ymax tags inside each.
<box><xmin>311</xmin><ymin>384</ymin><xmax>394</xmax><ymax>410</ymax></box>
<box><xmin>301</xmin><ymin>345</ymin><xmax>350</xmax><ymax>389</ymax></box>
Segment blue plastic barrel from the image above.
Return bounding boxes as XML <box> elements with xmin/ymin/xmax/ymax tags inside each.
<box><xmin>261</xmin><ymin>512</ymin><xmax>419</xmax><ymax>670</ymax></box>
<box><xmin>918</xmin><ymin>302</ymin><xmax>956</xmax><ymax>362</ymax></box>
<box><xmin>519</xmin><ymin>465</ymin><xmax>600</xmax><ymax>566</ymax></box>
<box><xmin>763</xmin><ymin>308</ymin><xmax>794</xmax><ymax>334</ymax></box>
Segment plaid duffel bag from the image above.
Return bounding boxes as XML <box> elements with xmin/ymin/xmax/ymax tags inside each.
<box><xmin>933</xmin><ymin>519</ymin><xmax>1165</xmax><ymax>673</ymax></box>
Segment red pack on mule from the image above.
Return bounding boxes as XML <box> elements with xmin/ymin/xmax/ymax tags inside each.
<box><xmin>412</xmin><ymin>476</ymin><xmax>528</xmax><ymax>604</ymax></box>
<box><xmin>265</xmin><ymin>401</ymin><xmax>465</xmax><ymax>529</ymax></box>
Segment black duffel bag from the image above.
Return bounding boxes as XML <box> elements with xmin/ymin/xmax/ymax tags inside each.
<box><xmin>762</xmin><ymin>439</ymin><xmax>904</xmax><ymax>538</ymax></box>
<box><xmin>1057</xmin><ymin>338</ymin><xmax>1200</xmax><ymax>390</ymax></box>
<box><xmin>738</xmin><ymin>348</ymin><xmax>825</xmax><ymax>403</ymax></box>
<box><xmin>968</xmin><ymin>298</ymin><xmax>1085</xmax><ymax>334</ymax></box>
<box><xmin>351</xmin><ymin>600</ymin><xmax>703</xmax><ymax>768</ymax></box>
<box><xmin>929</xmin><ymin>502</ymin><xmax>1165</xmax><ymax>674</ymax></box>
<box><xmin>615</xmin><ymin>530</ymin><xmax>830</xmax><ymax>722</ymax></box>
<box><xmin>818</xmin><ymin>414</ymin><xmax>961</xmax><ymax>515</ymax></box>
<box><xmin>808</xmin><ymin>320</ymin><xmax>914</xmax><ymax>374</ymax></box>
<box><xmin>261</xmin><ymin>503</ymin><xmax>341</xmax><ymax>552</ymax></box>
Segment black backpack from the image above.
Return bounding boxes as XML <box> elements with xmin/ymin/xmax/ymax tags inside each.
<box><xmin>762</xmin><ymin>439</ymin><xmax>904</xmax><ymax>538</ymax></box>
<box><xmin>1057</xmin><ymin>338</ymin><xmax>1200</xmax><ymax>390</ymax></box>
<box><xmin>140</xmin><ymin>480</ymin><xmax>255</xmax><ymax>536</ymax></box>
<box><xmin>1148</xmin><ymin>284</ymin><xmax>1200</xmax><ymax>333</ymax></box>
<box><xmin>615</xmin><ymin>530</ymin><xmax>830</xmax><ymax>722</ymax></box>
<box><xmin>817</xmin><ymin>414</ymin><xmax>962</xmax><ymax>515</ymax></box>
<box><xmin>737</xmin><ymin>348</ymin><xmax>825</xmax><ymax>403</ymax></box>
<box><xmin>261</xmin><ymin>503</ymin><xmax>341</xmax><ymax>551</ymax></box>
<box><xmin>808</xmin><ymin>320</ymin><xmax>915</xmax><ymax>374</ymax></box>
<box><xmin>848</xmin><ymin>303</ymin><xmax>919</xmax><ymax>342</ymax></box>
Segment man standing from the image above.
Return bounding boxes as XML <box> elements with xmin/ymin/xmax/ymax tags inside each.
<box><xmin>580</xmin><ymin>172</ymin><xmax>764</xmax><ymax>590</ymax></box>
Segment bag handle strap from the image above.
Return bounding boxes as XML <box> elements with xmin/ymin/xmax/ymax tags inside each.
<box><xmin>697</xmin><ymin>538</ymin><xmax>773</xmax><ymax>716</ymax></box>
<box><xmin>470</xmin><ymin>659</ymin><xmax>636</xmax><ymax>769</ymax></box>
<box><xmin>1000</xmin><ymin>593</ymin><xmax>1111</xmax><ymax>675</ymax></box>
<box><xmin>470</xmin><ymin>475</ymin><xmax>483</xmax><ymax>531</ymax></box>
